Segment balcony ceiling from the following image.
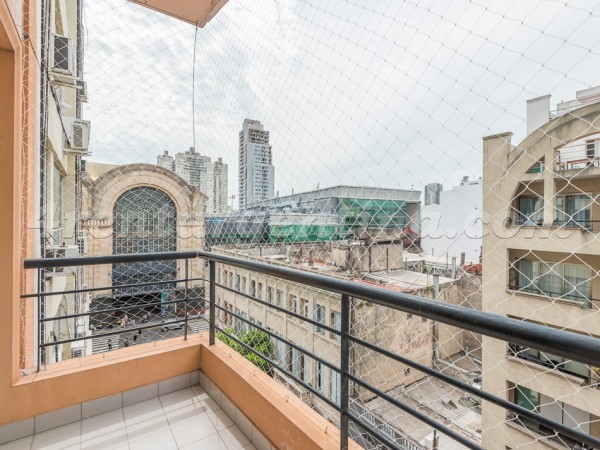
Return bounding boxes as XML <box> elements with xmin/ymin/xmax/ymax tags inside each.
<box><xmin>127</xmin><ymin>0</ymin><xmax>228</xmax><ymax>27</ymax></box>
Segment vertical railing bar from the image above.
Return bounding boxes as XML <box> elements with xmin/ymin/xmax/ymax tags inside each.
<box><xmin>37</xmin><ymin>268</ymin><xmax>42</xmax><ymax>372</ymax></box>
<box><xmin>184</xmin><ymin>258</ymin><xmax>189</xmax><ymax>340</ymax></box>
<box><xmin>209</xmin><ymin>260</ymin><xmax>216</xmax><ymax>345</ymax></box>
<box><xmin>340</xmin><ymin>293</ymin><xmax>350</xmax><ymax>450</ymax></box>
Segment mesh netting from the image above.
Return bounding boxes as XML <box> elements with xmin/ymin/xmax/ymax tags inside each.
<box><xmin>18</xmin><ymin>0</ymin><xmax>600</xmax><ymax>448</ymax></box>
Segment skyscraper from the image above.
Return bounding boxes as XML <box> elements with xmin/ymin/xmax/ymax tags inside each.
<box><xmin>156</xmin><ymin>148</ymin><xmax>228</xmax><ymax>214</ymax></box>
<box><xmin>213</xmin><ymin>157</ymin><xmax>228</xmax><ymax>214</ymax></box>
<box><xmin>238</xmin><ymin>119</ymin><xmax>274</xmax><ymax>210</ymax></box>
<box><xmin>157</xmin><ymin>150</ymin><xmax>175</xmax><ymax>171</ymax></box>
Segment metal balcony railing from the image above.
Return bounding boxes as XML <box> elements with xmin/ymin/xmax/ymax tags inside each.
<box><xmin>23</xmin><ymin>251</ymin><xmax>600</xmax><ymax>450</ymax></box>
<box><xmin>507</xmin><ymin>284</ymin><xmax>597</xmax><ymax>309</ymax></box>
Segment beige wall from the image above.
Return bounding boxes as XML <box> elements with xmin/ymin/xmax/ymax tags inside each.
<box><xmin>214</xmin><ymin>258</ymin><xmax>481</xmax><ymax>407</ymax></box>
<box><xmin>482</xmin><ymin>105</ymin><xmax>600</xmax><ymax>449</ymax></box>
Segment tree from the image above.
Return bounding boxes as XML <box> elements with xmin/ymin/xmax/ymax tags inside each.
<box><xmin>217</xmin><ymin>329</ymin><xmax>274</xmax><ymax>375</ymax></box>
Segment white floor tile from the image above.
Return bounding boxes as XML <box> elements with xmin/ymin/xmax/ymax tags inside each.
<box><xmin>81</xmin><ymin>410</ymin><xmax>127</xmax><ymax>450</ymax></box>
<box><xmin>179</xmin><ymin>432</ymin><xmax>227</xmax><ymax>450</ymax></box>
<box><xmin>123</xmin><ymin>398</ymin><xmax>164</xmax><ymax>425</ymax></box>
<box><xmin>168</xmin><ymin>410</ymin><xmax>217</xmax><ymax>448</ymax></box>
<box><xmin>192</xmin><ymin>386</ymin><xmax>221</xmax><ymax>414</ymax></box>
<box><xmin>128</xmin><ymin>429</ymin><xmax>177</xmax><ymax>450</ymax></box>
<box><xmin>17</xmin><ymin>387</ymin><xmax>250</xmax><ymax>450</ymax></box>
<box><xmin>31</xmin><ymin>422</ymin><xmax>81</xmax><ymax>450</ymax></box>
<box><xmin>207</xmin><ymin>410</ymin><xmax>234</xmax><ymax>432</ymax></box>
<box><xmin>219</xmin><ymin>425</ymin><xmax>250</xmax><ymax>450</ymax></box>
<box><xmin>160</xmin><ymin>388</ymin><xmax>203</xmax><ymax>416</ymax></box>
<box><xmin>0</xmin><ymin>436</ymin><xmax>33</xmax><ymax>450</ymax></box>
<box><xmin>127</xmin><ymin>416</ymin><xmax>177</xmax><ymax>450</ymax></box>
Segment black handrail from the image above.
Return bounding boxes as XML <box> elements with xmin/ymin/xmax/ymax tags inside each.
<box><xmin>22</xmin><ymin>251</ymin><xmax>600</xmax><ymax>450</ymax></box>
<box><xmin>200</xmin><ymin>251</ymin><xmax>600</xmax><ymax>367</ymax></box>
<box><xmin>23</xmin><ymin>250</ymin><xmax>199</xmax><ymax>269</ymax></box>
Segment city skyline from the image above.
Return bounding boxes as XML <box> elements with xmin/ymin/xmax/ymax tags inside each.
<box><xmin>156</xmin><ymin>147</ymin><xmax>229</xmax><ymax>214</ymax></box>
<box><xmin>81</xmin><ymin>0</ymin><xmax>600</xmax><ymax>201</ymax></box>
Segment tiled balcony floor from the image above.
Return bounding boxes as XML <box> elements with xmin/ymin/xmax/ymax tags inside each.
<box><xmin>0</xmin><ymin>385</ymin><xmax>255</xmax><ymax>450</ymax></box>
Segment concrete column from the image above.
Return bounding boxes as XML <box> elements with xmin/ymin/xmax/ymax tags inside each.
<box><xmin>543</xmin><ymin>139</ymin><xmax>556</xmax><ymax>225</ymax></box>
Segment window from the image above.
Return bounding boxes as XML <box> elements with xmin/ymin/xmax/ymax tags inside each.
<box><xmin>228</xmin><ymin>272</ymin><xmax>233</xmax><ymax>288</ymax></box>
<box><xmin>586</xmin><ymin>139</ymin><xmax>598</xmax><ymax>160</ymax></box>
<box><xmin>508</xmin><ymin>343</ymin><xmax>590</xmax><ymax>379</ymax></box>
<box><xmin>258</xmin><ymin>282</ymin><xmax>263</xmax><ymax>300</ymax></box>
<box><xmin>292</xmin><ymin>347</ymin><xmax>305</xmax><ymax>381</ymax></box>
<box><xmin>516</xmin><ymin>196</ymin><xmax>543</xmax><ymax>226</ymax></box>
<box><xmin>112</xmin><ymin>187</ymin><xmax>177</xmax><ymax>291</ymax></box>
<box><xmin>330</xmin><ymin>369</ymin><xmax>340</xmax><ymax>405</ymax></box>
<box><xmin>513</xmin><ymin>385</ymin><xmax>592</xmax><ymax>437</ymax></box>
<box><xmin>275</xmin><ymin>333</ymin><xmax>285</xmax><ymax>365</ymax></box>
<box><xmin>235</xmin><ymin>274</ymin><xmax>241</xmax><ymax>292</ymax></box>
<box><xmin>289</xmin><ymin>294</ymin><xmax>297</xmax><ymax>314</ymax></box>
<box><xmin>555</xmin><ymin>193</ymin><xmax>592</xmax><ymax>229</ymax></box>
<box><xmin>268</xmin><ymin>287</ymin><xmax>274</xmax><ymax>304</ymax></box>
<box><xmin>241</xmin><ymin>276</ymin><xmax>247</xmax><ymax>293</ymax></box>
<box><xmin>330</xmin><ymin>310</ymin><xmax>341</xmax><ymax>340</ymax></box>
<box><xmin>315</xmin><ymin>361</ymin><xmax>326</xmax><ymax>394</ymax></box>
<box><xmin>250</xmin><ymin>280</ymin><xmax>256</xmax><ymax>298</ymax></box>
<box><xmin>301</xmin><ymin>298</ymin><xmax>309</xmax><ymax>318</ymax></box>
<box><xmin>234</xmin><ymin>308</ymin><xmax>242</xmax><ymax>334</ymax></box>
<box><xmin>240</xmin><ymin>311</ymin><xmax>247</xmax><ymax>333</ymax></box>
<box><xmin>276</xmin><ymin>289</ymin><xmax>284</xmax><ymax>307</ymax></box>
<box><xmin>513</xmin><ymin>259</ymin><xmax>591</xmax><ymax>304</ymax></box>
<box><xmin>314</xmin><ymin>304</ymin><xmax>326</xmax><ymax>334</ymax></box>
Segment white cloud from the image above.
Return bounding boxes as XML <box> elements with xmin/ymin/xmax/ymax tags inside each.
<box><xmin>82</xmin><ymin>0</ymin><xmax>600</xmax><ymax>202</ymax></box>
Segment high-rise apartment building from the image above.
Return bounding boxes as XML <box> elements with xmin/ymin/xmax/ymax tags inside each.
<box><xmin>157</xmin><ymin>150</ymin><xmax>175</xmax><ymax>171</ymax></box>
<box><xmin>482</xmin><ymin>87</ymin><xmax>600</xmax><ymax>449</ymax></box>
<box><xmin>156</xmin><ymin>148</ymin><xmax>228</xmax><ymax>214</ymax></box>
<box><xmin>238</xmin><ymin>119</ymin><xmax>274</xmax><ymax>210</ymax></box>
<box><xmin>213</xmin><ymin>157</ymin><xmax>228</xmax><ymax>215</ymax></box>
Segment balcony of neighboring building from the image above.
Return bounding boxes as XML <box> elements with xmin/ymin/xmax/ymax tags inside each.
<box><xmin>502</xmin><ymin>250</ymin><xmax>600</xmax><ymax>330</ymax></box>
<box><xmin>502</xmin><ymin>383</ymin><xmax>600</xmax><ymax>450</ymax></box>
<box><xmin>504</xmin><ymin>178</ymin><xmax>600</xmax><ymax>257</ymax></box>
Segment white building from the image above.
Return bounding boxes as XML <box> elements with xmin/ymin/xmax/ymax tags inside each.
<box><xmin>421</xmin><ymin>177</ymin><xmax>482</xmax><ymax>264</ymax></box>
<box><xmin>213</xmin><ymin>157</ymin><xmax>228</xmax><ymax>215</ymax></box>
<box><xmin>238</xmin><ymin>119</ymin><xmax>274</xmax><ymax>210</ymax></box>
<box><xmin>156</xmin><ymin>148</ymin><xmax>228</xmax><ymax>214</ymax></box>
<box><xmin>157</xmin><ymin>150</ymin><xmax>175</xmax><ymax>171</ymax></box>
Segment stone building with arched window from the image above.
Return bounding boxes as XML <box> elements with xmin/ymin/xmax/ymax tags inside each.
<box><xmin>79</xmin><ymin>163</ymin><xmax>206</xmax><ymax>353</ymax></box>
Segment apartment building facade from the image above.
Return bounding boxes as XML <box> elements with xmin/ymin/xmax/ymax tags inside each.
<box><xmin>157</xmin><ymin>148</ymin><xmax>229</xmax><ymax>214</ymax></box>
<box><xmin>211</xmin><ymin>242</ymin><xmax>483</xmax><ymax>442</ymax></box>
<box><xmin>37</xmin><ymin>0</ymin><xmax>91</xmax><ymax>364</ymax></box>
<box><xmin>238</xmin><ymin>119</ymin><xmax>274</xmax><ymax>210</ymax></box>
<box><xmin>482</xmin><ymin>89</ymin><xmax>600</xmax><ymax>449</ymax></box>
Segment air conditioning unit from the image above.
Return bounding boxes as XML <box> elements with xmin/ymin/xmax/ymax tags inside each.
<box><xmin>64</xmin><ymin>117</ymin><xmax>91</xmax><ymax>154</ymax></box>
<box><xmin>76</xmin><ymin>230</ymin><xmax>88</xmax><ymax>255</ymax></box>
<box><xmin>45</xmin><ymin>244</ymin><xmax>79</xmax><ymax>259</ymax></box>
<box><xmin>76</xmin><ymin>79</ymin><xmax>88</xmax><ymax>102</ymax></box>
<box><xmin>51</xmin><ymin>228</ymin><xmax>63</xmax><ymax>246</ymax></box>
<box><xmin>50</xmin><ymin>34</ymin><xmax>75</xmax><ymax>77</ymax></box>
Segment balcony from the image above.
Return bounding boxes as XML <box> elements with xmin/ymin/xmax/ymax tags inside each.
<box><xmin>4</xmin><ymin>251</ymin><xmax>599</xmax><ymax>449</ymax></box>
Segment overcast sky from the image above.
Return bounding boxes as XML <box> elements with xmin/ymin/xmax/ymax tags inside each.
<box><xmin>83</xmin><ymin>0</ymin><xmax>600</xmax><ymax>206</ymax></box>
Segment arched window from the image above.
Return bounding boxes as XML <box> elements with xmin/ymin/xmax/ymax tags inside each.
<box><xmin>112</xmin><ymin>187</ymin><xmax>177</xmax><ymax>294</ymax></box>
